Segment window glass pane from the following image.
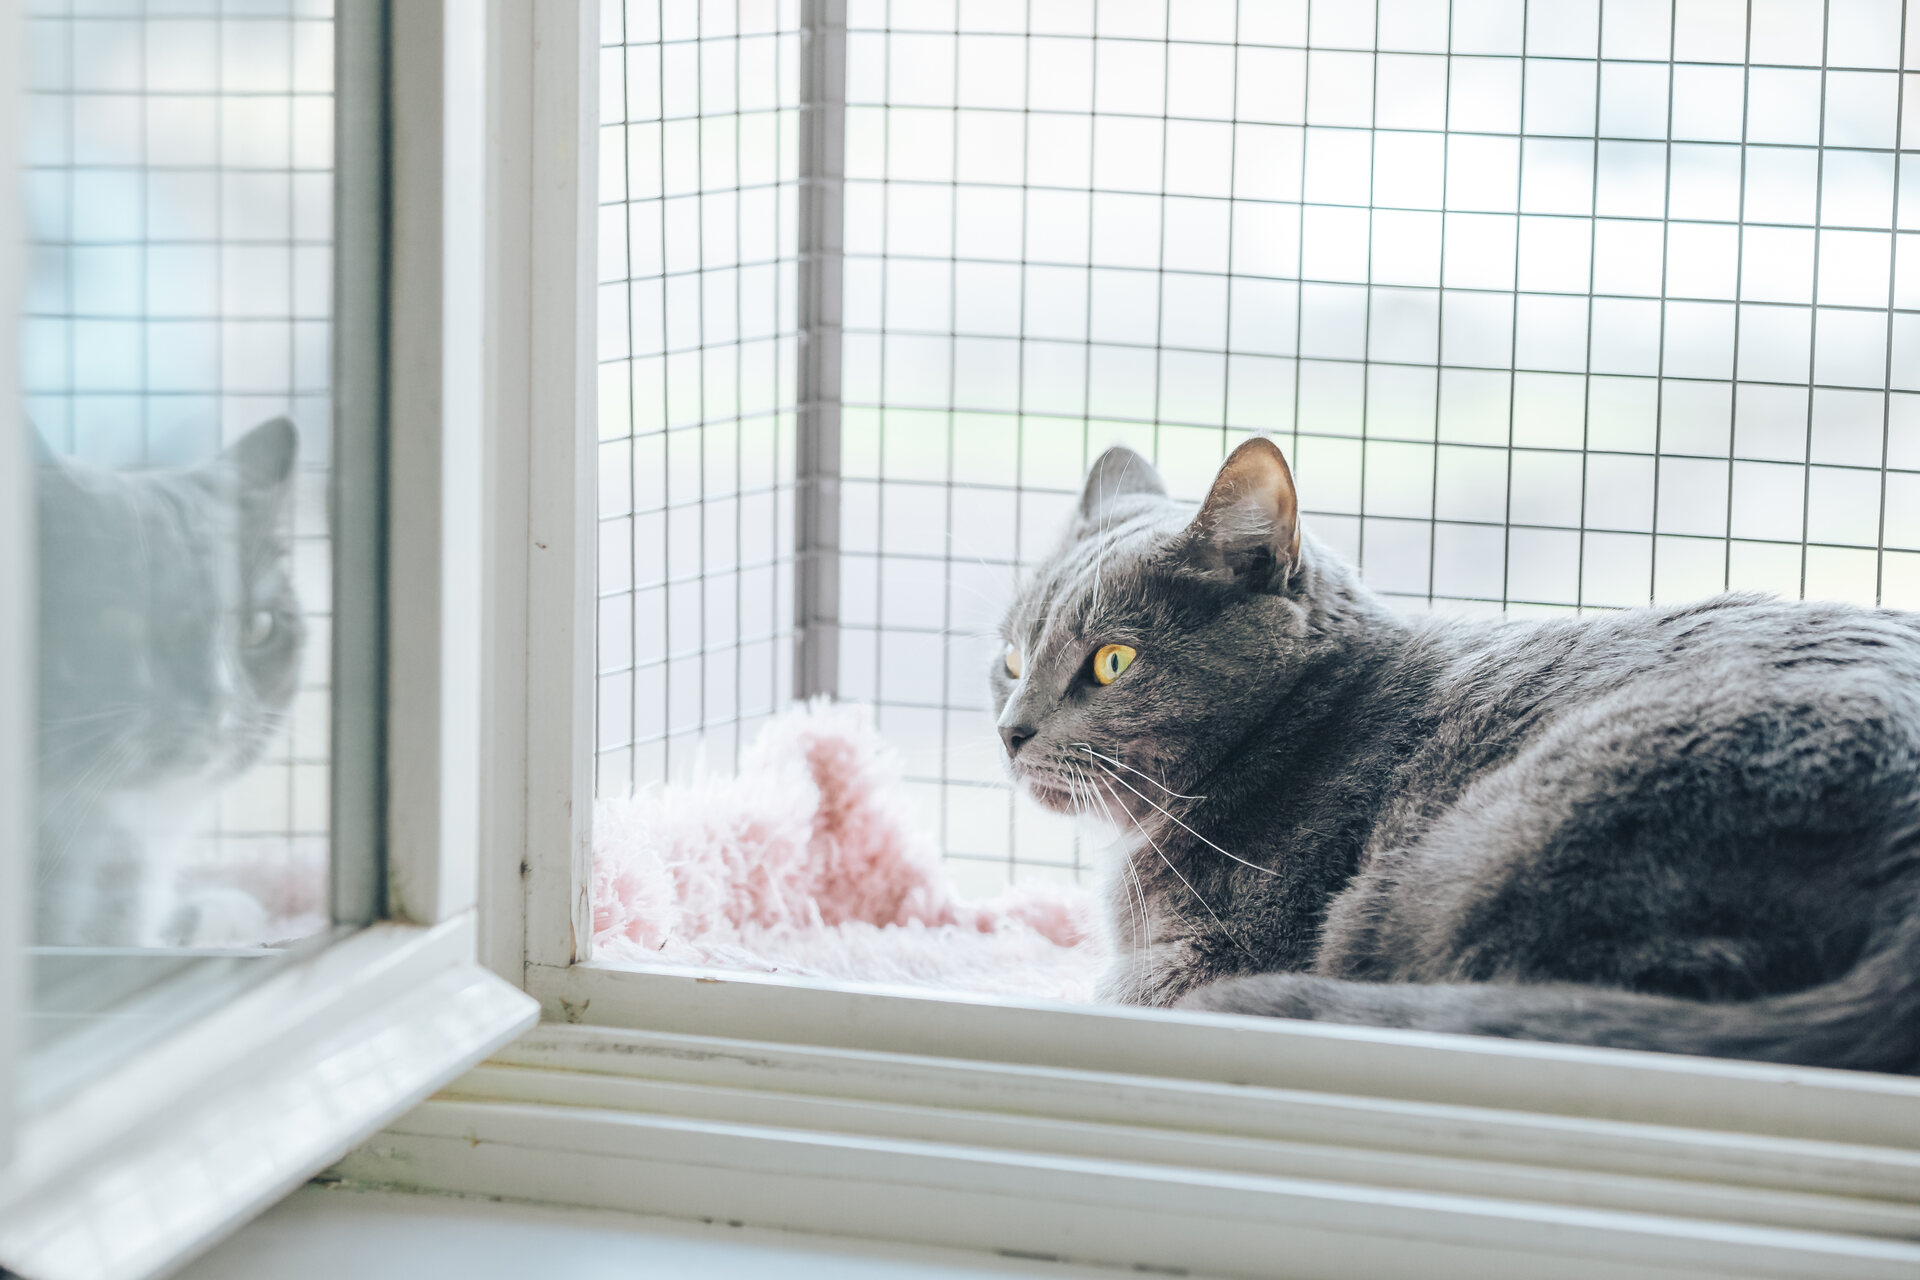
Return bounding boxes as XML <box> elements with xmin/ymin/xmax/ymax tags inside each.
<box><xmin>23</xmin><ymin>0</ymin><xmax>355</xmax><ymax>1105</ymax></box>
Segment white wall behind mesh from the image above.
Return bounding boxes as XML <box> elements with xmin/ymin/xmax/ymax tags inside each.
<box><xmin>595</xmin><ymin>0</ymin><xmax>803</xmax><ymax>795</ymax></box>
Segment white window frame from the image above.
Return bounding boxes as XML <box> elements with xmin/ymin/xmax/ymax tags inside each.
<box><xmin>0</xmin><ymin>0</ymin><xmax>27</xmax><ymax>1175</ymax></box>
<box><xmin>412</xmin><ymin>4</ymin><xmax>1920</xmax><ymax>1277</ymax></box>
<box><xmin>0</xmin><ymin>6</ymin><xmax>537</xmax><ymax>1278</ymax></box>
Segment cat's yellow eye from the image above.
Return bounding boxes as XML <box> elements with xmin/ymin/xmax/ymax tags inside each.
<box><xmin>1004</xmin><ymin>645</ymin><xmax>1023</xmax><ymax>679</ymax></box>
<box><xmin>1093</xmin><ymin>643</ymin><xmax>1136</xmax><ymax>685</ymax></box>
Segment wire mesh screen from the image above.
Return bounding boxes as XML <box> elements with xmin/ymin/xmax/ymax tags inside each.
<box><xmin>835</xmin><ymin>0</ymin><xmax>1920</xmax><ymax>893</ymax></box>
<box><xmin>595</xmin><ymin>0</ymin><xmax>803</xmax><ymax>794</ymax></box>
<box><xmin>23</xmin><ymin>0</ymin><xmax>334</xmax><ymax>931</ymax></box>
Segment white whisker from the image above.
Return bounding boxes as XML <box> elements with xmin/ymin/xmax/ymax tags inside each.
<box><xmin>1082</xmin><ymin>765</ymin><xmax>1152</xmax><ymax>960</ymax></box>
<box><xmin>1072</xmin><ymin>743</ymin><xmax>1207</xmax><ymax>801</ymax></box>
<box><xmin>1069</xmin><ymin>767</ymin><xmax>1142</xmax><ymax>958</ymax></box>
<box><xmin>36</xmin><ymin>728</ymin><xmax>144</xmax><ymax>878</ymax></box>
<box><xmin>1095</xmin><ymin>774</ymin><xmax>1258</xmax><ymax>963</ymax></box>
<box><xmin>1090</xmin><ymin>759</ymin><xmax>1279</xmax><ymax>879</ymax></box>
<box><xmin>1061</xmin><ymin>765</ymin><xmax>1136</xmax><ymax>960</ymax></box>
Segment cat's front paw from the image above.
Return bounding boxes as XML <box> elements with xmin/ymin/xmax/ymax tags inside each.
<box><xmin>1096</xmin><ymin>944</ymin><xmax>1212</xmax><ymax>1007</ymax></box>
<box><xmin>161</xmin><ymin>888</ymin><xmax>272</xmax><ymax>948</ymax></box>
<box><xmin>1094</xmin><ymin>957</ymin><xmax>1151</xmax><ymax>1005</ymax></box>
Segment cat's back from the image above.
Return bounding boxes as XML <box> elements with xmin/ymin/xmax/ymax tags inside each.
<box><xmin>1320</xmin><ymin>592</ymin><xmax>1920</xmax><ymax>994</ymax></box>
<box><xmin>1373</xmin><ymin>593</ymin><xmax>1920</xmax><ymax>834</ymax></box>
<box><xmin>1425</xmin><ymin>591</ymin><xmax>1920</xmax><ymax>715</ymax></box>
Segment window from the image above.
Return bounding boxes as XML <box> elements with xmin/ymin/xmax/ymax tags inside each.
<box><xmin>446</xmin><ymin>5</ymin><xmax>1920</xmax><ymax>1274</ymax></box>
<box><xmin>8</xmin><ymin>3</ymin><xmax>1920</xmax><ymax>1276</ymax></box>
<box><xmin>0</xmin><ymin>4</ymin><xmax>533</xmax><ymax>1274</ymax></box>
<box><xmin>22</xmin><ymin>0</ymin><xmax>358</xmax><ymax>1108</ymax></box>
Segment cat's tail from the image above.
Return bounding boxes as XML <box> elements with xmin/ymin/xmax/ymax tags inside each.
<box><xmin>1177</xmin><ymin>909</ymin><xmax>1920</xmax><ymax>1074</ymax></box>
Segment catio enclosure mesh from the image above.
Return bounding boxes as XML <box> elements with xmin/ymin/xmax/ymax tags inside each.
<box><xmin>595</xmin><ymin>0</ymin><xmax>803</xmax><ymax>795</ymax></box>
<box><xmin>600</xmin><ymin>0</ymin><xmax>1920</xmax><ymax>895</ymax></box>
<box><xmin>22</xmin><ymin>0</ymin><xmax>335</xmax><ymax>908</ymax></box>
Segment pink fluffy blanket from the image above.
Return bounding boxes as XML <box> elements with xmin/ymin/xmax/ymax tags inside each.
<box><xmin>593</xmin><ymin>702</ymin><xmax>1109</xmax><ymax>1001</ymax></box>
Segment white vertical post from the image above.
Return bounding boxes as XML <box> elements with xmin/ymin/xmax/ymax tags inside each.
<box><xmin>0</xmin><ymin>0</ymin><xmax>27</xmax><ymax>1162</ymax></box>
<box><xmin>480</xmin><ymin>0</ymin><xmax>533</xmax><ymax>980</ymax></box>
<box><xmin>796</xmin><ymin>0</ymin><xmax>846</xmax><ymax>699</ymax></box>
<box><xmin>385</xmin><ymin>0</ymin><xmax>489</xmax><ymax>924</ymax></box>
<box><xmin>485</xmin><ymin>0</ymin><xmax>596</xmax><ymax>977</ymax></box>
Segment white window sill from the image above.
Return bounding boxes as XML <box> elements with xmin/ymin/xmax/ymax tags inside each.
<box><xmin>329</xmin><ymin>963</ymin><xmax>1920</xmax><ymax>1280</ymax></box>
<box><xmin>0</xmin><ymin>918</ymin><xmax>537</xmax><ymax>1280</ymax></box>
<box><xmin>185</xmin><ymin>1184</ymin><xmax>1125</xmax><ymax>1280</ymax></box>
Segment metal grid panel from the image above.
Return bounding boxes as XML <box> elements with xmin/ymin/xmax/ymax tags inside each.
<box><xmin>595</xmin><ymin>0</ymin><xmax>803</xmax><ymax>794</ymax></box>
<box><xmin>22</xmin><ymin>0</ymin><xmax>335</xmax><ymax>915</ymax></box>
<box><xmin>839</xmin><ymin>0</ymin><xmax>1920</xmax><ymax>893</ymax></box>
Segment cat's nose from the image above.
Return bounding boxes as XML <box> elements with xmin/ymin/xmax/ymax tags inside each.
<box><xmin>1000</xmin><ymin>723</ymin><xmax>1036</xmax><ymax>757</ymax></box>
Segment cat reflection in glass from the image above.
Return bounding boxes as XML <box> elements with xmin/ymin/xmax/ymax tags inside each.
<box><xmin>35</xmin><ymin>418</ymin><xmax>305</xmax><ymax>949</ymax></box>
<box><xmin>997</xmin><ymin>437</ymin><xmax>1920</xmax><ymax>1073</ymax></box>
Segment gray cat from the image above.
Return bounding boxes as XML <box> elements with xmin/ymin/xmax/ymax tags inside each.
<box><xmin>36</xmin><ymin>418</ymin><xmax>305</xmax><ymax>948</ymax></box>
<box><xmin>993</xmin><ymin>437</ymin><xmax>1920</xmax><ymax>1073</ymax></box>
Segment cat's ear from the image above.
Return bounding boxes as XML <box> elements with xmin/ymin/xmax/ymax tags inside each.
<box><xmin>223</xmin><ymin>417</ymin><xmax>298</xmax><ymax>491</ymax></box>
<box><xmin>1079</xmin><ymin>445</ymin><xmax>1166</xmax><ymax>521</ymax></box>
<box><xmin>1184</xmin><ymin>436</ymin><xmax>1301</xmax><ymax>589</ymax></box>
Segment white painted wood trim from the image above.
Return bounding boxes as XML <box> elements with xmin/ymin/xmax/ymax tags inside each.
<box><xmin>0</xmin><ymin>0</ymin><xmax>27</xmax><ymax>1166</ymax></box>
<box><xmin>336</xmin><ymin>1022</ymin><xmax>1920</xmax><ymax>1280</ymax></box>
<box><xmin>325</xmin><ymin>965</ymin><xmax>1920</xmax><ymax>1277</ymax></box>
<box><xmin>468</xmin><ymin>1027</ymin><xmax>1920</xmax><ymax>1229</ymax></box>
<box><xmin>385</xmin><ymin>0</ymin><xmax>489</xmax><ymax>925</ymax></box>
<box><xmin>527</xmin><ymin>960</ymin><xmax>1920</xmax><ymax>1146</ymax></box>
<box><xmin>484</xmin><ymin>0</ymin><xmax>596</xmax><ymax>980</ymax></box>
<box><xmin>0</xmin><ymin>921</ymin><xmax>538</xmax><ymax>1280</ymax></box>
<box><xmin>478</xmin><ymin>0</ymin><xmax>532</xmax><ymax>984</ymax></box>
<box><xmin>3</xmin><ymin>9</ymin><xmax>545</xmax><ymax>1277</ymax></box>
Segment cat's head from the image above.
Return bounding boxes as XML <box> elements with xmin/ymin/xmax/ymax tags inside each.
<box><xmin>990</xmin><ymin>437</ymin><xmax>1344</xmax><ymax>819</ymax></box>
<box><xmin>36</xmin><ymin>417</ymin><xmax>306</xmax><ymax>792</ymax></box>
